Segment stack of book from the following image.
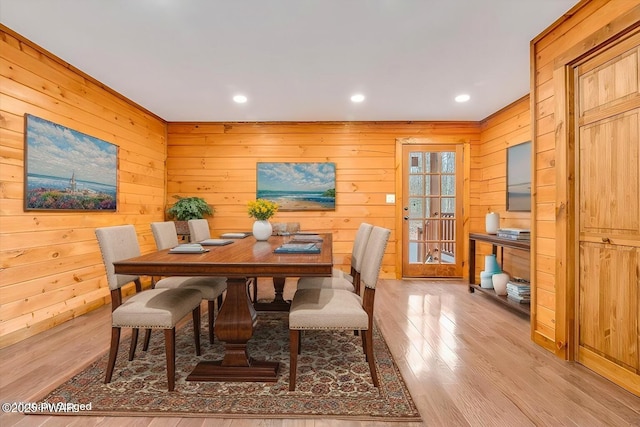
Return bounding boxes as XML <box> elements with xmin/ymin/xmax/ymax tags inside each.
<box><xmin>497</xmin><ymin>228</ymin><xmax>530</xmax><ymax>241</ymax></box>
<box><xmin>506</xmin><ymin>279</ymin><xmax>531</xmax><ymax>304</ymax></box>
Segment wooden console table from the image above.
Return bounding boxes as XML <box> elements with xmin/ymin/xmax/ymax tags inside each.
<box><xmin>468</xmin><ymin>232</ymin><xmax>530</xmax><ymax>317</ymax></box>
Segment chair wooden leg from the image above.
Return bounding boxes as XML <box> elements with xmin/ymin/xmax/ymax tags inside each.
<box><xmin>105</xmin><ymin>327</ymin><xmax>120</xmax><ymax>384</ymax></box>
<box><xmin>164</xmin><ymin>328</ymin><xmax>176</xmax><ymax>391</ymax></box>
<box><xmin>142</xmin><ymin>329</ymin><xmax>152</xmax><ymax>351</ymax></box>
<box><xmin>363</xmin><ymin>328</ymin><xmax>379</xmax><ymax>387</ymax></box>
<box><xmin>289</xmin><ymin>329</ymin><xmax>300</xmax><ymax>391</ymax></box>
<box><xmin>208</xmin><ymin>300</ymin><xmax>215</xmax><ymax>344</ymax></box>
<box><xmin>129</xmin><ymin>328</ymin><xmax>139</xmax><ymax>361</ymax></box>
<box><xmin>217</xmin><ymin>294</ymin><xmax>224</xmax><ymax>312</ymax></box>
<box><xmin>361</xmin><ymin>329</ymin><xmax>367</xmax><ymax>359</ymax></box>
<box><xmin>192</xmin><ymin>306</ymin><xmax>201</xmax><ymax>356</ymax></box>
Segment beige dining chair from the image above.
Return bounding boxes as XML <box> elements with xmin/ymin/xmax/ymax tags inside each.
<box><xmin>95</xmin><ymin>224</ymin><xmax>202</xmax><ymax>391</ymax></box>
<box><xmin>288</xmin><ymin>225</ymin><xmax>390</xmax><ymax>391</ymax></box>
<box><xmin>296</xmin><ymin>222</ymin><xmax>373</xmax><ymax>295</ymax></box>
<box><xmin>187</xmin><ymin>218</ymin><xmax>211</xmax><ymax>242</ymax></box>
<box><xmin>151</xmin><ymin>221</ymin><xmax>227</xmax><ymax>344</ymax></box>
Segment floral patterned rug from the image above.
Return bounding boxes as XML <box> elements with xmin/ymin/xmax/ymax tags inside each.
<box><xmin>34</xmin><ymin>312</ymin><xmax>421</xmax><ymax>421</ymax></box>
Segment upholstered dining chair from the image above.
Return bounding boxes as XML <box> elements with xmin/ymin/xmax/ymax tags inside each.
<box><xmin>296</xmin><ymin>222</ymin><xmax>373</xmax><ymax>295</ymax></box>
<box><xmin>151</xmin><ymin>221</ymin><xmax>227</xmax><ymax>343</ymax></box>
<box><xmin>95</xmin><ymin>225</ymin><xmax>202</xmax><ymax>391</ymax></box>
<box><xmin>288</xmin><ymin>225</ymin><xmax>390</xmax><ymax>391</ymax></box>
<box><xmin>187</xmin><ymin>218</ymin><xmax>211</xmax><ymax>242</ymax></box>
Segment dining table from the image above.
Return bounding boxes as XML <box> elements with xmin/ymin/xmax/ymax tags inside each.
<box><xmin>113</xmin><ymin>233</ymin><xmax>333</xmax><ymax>382</ymax></box>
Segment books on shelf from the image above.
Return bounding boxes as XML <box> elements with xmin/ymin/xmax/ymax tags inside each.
<box><xmin>497</xmin><ymin>233</ymin><xmax>530</xmax><ymax>240</ymax></box>
<box><xmin>497</xmin><ymin>228</ymin><xmax>530</xmax><ymax>240</ymax></box>
<box><xmin>506</xmin><ymin>279</ymin><xmax>531</xmax><ymax>304</ymax></box>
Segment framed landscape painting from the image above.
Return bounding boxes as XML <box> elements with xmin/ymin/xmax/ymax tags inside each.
<box><xmin>257</xmin><ymin>162</ymin><xmax>336</xmax><ymax>211</ymax></box>
<box><xmin>24</xmin><ymin>114</ymin><xmax>118</xmax><ymax>211</ymax></box>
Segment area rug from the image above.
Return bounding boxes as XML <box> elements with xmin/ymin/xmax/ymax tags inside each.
<box><xmin>33</xmin><ymin>312</ymin><xmax>421</xmax><ymax>422</ymax></box>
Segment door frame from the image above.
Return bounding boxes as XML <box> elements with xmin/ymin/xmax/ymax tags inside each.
<box><xmin>394</xmin><ymin>138</ymin><xmax>471</xmax><ymax>279</ymax></box>
<box><xmin>551</xmin><ymin>25</ymin><xmax>640</xmax><ymax>361</ymax></box>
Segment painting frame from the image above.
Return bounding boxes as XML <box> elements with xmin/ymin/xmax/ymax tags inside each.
<box><xmin>24</xmin><ymin>114</ymin><xmax>118</xmax><ymax>212</ymax></box>
<box><xmin>256</xmin><ymin>162</ymin><xmax>336</xmax><ymax>211</ymax></box>
<box><xmin>506</xmin><ymin>140</ymin><xmax>532</xmax><ymax>212</ymax></box>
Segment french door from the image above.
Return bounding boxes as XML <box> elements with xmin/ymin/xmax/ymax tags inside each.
<box><xmin>402</xmin><ymin>144</ymin><xmax>463</xmax><ymax>277</ymax></box>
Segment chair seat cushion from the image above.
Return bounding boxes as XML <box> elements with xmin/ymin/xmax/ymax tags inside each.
<box><xmin>289</xmin><ymin>289</ymin><xmax>368</xmax><ymax>330</ymax></box>
<box><xmin>155</xmin><ymin>276</ymin><xmax>227</xmax><ymax>300</ymax></box>
<box><xmin>296</xmin><ymin>275</ymin><xmax>354</xmax><ymax>292</ymax></box>
<box><xmin>112</xmin><ymin>288</ymin><xmax>202</xmax><ymax>329</ymax></box>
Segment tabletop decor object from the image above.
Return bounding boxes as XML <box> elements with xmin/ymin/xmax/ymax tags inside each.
<box><xmin>247</xmin><ymin>199</ymin><xmax>279</xmax><ymax>240</ymax></box>
<box><xmin>492</xmin><ymin>272</ymin><xmax>510</xmax><ymax>295</ymax></box>
<box><xmin>485</xmin><ymin>212</ymin><xmax>500</xmax><ymax>234</ymax></box>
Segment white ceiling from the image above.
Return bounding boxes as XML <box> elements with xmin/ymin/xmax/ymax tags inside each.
<box><xmin>0</xmin><ymin>0</ymin><xmax>578</xmax><ymax>122</ymax></box>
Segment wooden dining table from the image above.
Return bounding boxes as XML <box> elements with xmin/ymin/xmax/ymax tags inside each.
<box><xmin>113</xmin><ymin>234</ymin><xmax>332</xmax><ymax>382</ymax></box>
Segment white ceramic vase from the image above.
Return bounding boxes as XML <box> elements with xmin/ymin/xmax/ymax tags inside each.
<box><xmin>492</xmin><ymin>272</ymin><xmax>510</xmax><ymax>296</ymax></box>
<box><xmin>485</xmin><ymin>212</ymin><xmax>500</xmax><ymax>234</ymax></box>
<box><xmin>252</xmin><ymin>220</ymin><xmax>273</xmax><ymax>241</ymax></box>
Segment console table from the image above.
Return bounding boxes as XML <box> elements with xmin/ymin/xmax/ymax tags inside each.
<box><xmin>468</xmin><ymin>232</ymin><xmax>530</xmax><ymax>316</ymax></box>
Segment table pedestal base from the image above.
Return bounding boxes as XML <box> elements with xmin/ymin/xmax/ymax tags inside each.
<box><xmin>187</xmin><ymin>359</ymin><xmax>279</xmax><ymax>382</ymax></box>
<box><xmin>253</xmin><ymin>277</ymin><xmax>291</xmax><ymax>311</ymax></box>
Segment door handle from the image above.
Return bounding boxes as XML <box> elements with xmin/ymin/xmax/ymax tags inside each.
<box><xmin>602</xmin><ymin>237</ymin><xmax>611</xmax><ymax>243</ymax></box>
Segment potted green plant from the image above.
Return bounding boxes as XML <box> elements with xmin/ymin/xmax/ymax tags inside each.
<box><xmin>166</xmin><ymin>195</ymin><xmax>214</xmax><ymax>235</ymax></box>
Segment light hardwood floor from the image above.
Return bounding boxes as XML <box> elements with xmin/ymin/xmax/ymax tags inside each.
<box><xmin>1</xmin><ymin>279</ymin><xmax>639</xmax><ymax>426</ymax></box>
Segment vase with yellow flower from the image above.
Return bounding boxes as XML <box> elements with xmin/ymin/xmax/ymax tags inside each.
<box><xmin>247</xmin><ymin>199</ymin><xmax>279</xmax><ymax>241</ymax></box>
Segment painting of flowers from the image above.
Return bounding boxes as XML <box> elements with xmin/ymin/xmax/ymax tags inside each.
<box><xmin>24</xmin><ymin>114</ymin><xmax>117</xmax><ymax>211</ymax></box>
<box><xmin>257</xmin><ymin>162</ymin><xmax>336</xmax><ymax>211</ymax></box>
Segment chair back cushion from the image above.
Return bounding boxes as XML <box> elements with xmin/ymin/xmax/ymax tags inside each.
<box><xmin>151</xmin><ymin>221</ymin><xmax>180</xmax><ymax>250</ymax></box>
<box><xmin>188</xmin><ymin>219</ymin><xmax>210</xmax><ymax>242</ymax></box>
<box><xmin>95</xmin><ymin>225</ymin><xmax>141</xmax><ymax>290</ymax></box>
<box><xmin>360</xmin><ymin>226</ymin><xmax>391</xmax><ymax>290</ymax></box>
<box><xmin>351</xmin><ymin>222</ymin><xmax>373</xmax><ymax>271</ymax></box>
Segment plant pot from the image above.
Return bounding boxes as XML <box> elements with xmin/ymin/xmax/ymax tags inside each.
<box><xmin>174</xmin><ymin>221</ymin><xmax>190</xmax><ymax>236</ymax></box>
<box><xmin>252</xmin><ymin>220</ymin><xmax>273</xmax><ymax>241</ymax></box>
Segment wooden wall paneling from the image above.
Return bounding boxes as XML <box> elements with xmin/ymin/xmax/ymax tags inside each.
<box><xmin>168</xmin><ymin>123</ymin><xmax>479</xmax><ymax>279</ymax></box>
<box><xmin>0</xmin><ymin>26</ymin><xmax>168</xmax><ymax>348</ymax></box>
<box><xmin>471</xmin><ymin>96</ymin><xmax>532</xmax><ymax>283</ymax></box>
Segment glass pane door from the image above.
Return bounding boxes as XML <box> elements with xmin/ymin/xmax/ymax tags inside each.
<box><xmin>403</xmin><ymin>145</ymin><xmax>463</xmax><ymax>277</ymax></box>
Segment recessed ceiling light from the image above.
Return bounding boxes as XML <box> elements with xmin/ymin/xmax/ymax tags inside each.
<box><xmin>233</xmin><ymin>94</ymin><xmax>247</xmax><ymax>103</ymax></box>
<box><xmin>350</xmin><ymin>94</ymin><xmax>365</xmax><ymax>103</ymax></box>
<box><xmin>455</xmin><ymin>94</ymin><xmax>470</xmax><ymax>103</ymax></box>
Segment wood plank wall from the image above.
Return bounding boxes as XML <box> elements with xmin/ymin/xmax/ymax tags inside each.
<box><xmin>531</xmin><ymin>0</ymin><xmax>640</xmax><ymax>355</ymax></box>
<box><xmin>471</xmin><ymin>96</ymin><xmax>532</xmax><ymax>283</ymax></box>
<box><xmin>166</xmin><ymin>122</ymin><xmax>480</xmax><ymax>280</ymax></box>
<box><xmin>0</xmin><ymin>26</ymin><xmax>168</xmax><ymax>347</ymax></box>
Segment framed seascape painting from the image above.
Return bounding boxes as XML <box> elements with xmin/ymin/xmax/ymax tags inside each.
<box><xmin>257</xmin><ymin>162</ymin><xmax>336</xmax><ymax>211</ymax></box>
<box><xmin>24</xmin><ymin>114</ymin><xmax>118</xmax><ymax>211</ymax></box>
<box><xmin>506</xmin><ymin>141</ymin><xmax>532</xmax><ymax>212</ymax></box>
